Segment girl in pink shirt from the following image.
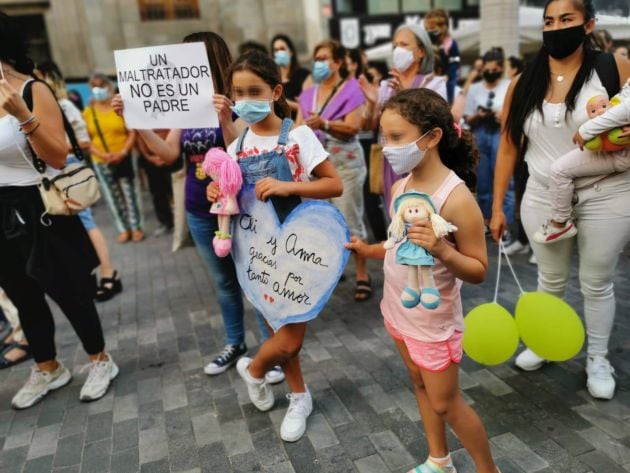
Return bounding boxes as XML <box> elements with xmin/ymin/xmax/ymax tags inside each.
<box><xmin>347</xmin><ymin>88</ymin><xmax>499</xmax><ymax>473</ymax></box>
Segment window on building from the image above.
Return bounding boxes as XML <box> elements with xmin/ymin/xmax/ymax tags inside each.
<box><xmin>368</xmin><ymin>0</ymin><xmax>399</xmax><ymax>14</ymax></box>
<box><xmin>138</xmin><ymin>0</ymin><xmax>200</xmax><ymax>21</ymax></box>
<box><xmin>402</xmin><ymin>0</ymin><xmax>432</xmax><ymax>12</ymax></box>
<box><xmin>434</xmin><ymin>0</ymin><xmax>462</xmax><ymax>8</ymax></box>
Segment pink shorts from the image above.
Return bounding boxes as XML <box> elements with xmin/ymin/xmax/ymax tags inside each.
<box><xmin>384</xmin><ymin>320</ymin><xmax>463</xmax><ymax>372</ymax></box>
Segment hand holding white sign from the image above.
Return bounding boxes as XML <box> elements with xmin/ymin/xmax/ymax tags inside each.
<box><xmin>114</xmin><ymin>42</ymin><xmax>218</xmax><ymax>129</ymax></box>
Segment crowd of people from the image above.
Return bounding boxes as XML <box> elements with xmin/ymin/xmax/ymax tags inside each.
<box><xmin>1</xmin><ymin>0</ymin><xmax>630</xmax><ymax>471</ymax></box>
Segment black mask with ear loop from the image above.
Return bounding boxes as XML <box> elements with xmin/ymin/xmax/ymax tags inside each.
<box><xmin>543</xmin><ymin>24</ymin><xmax>587</xmax><ymax>59</ymax></box>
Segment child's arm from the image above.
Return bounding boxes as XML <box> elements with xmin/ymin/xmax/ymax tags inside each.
<box><xmin>345</xmin><ymin>236</ymin><xmax>386</xmax><ymax>260</ymax></box>
<box><xmin>255</xmin><ymin>159</ymin><xmax>343</xmax><ymax>201</ymax></box>
<box><xmin>406</xmin><ymin>185</ymin><xmax>487</xmax><ymax>284</ymax></box>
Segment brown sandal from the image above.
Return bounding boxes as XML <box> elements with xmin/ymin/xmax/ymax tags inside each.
<box><xmin>131</xmin><ymin>230</ymin><xmax>145</xmax><ymax>242</ymax></box>
<box><xmin>117</xmin><ymin>231</ymin><xmax>131</xmax><ymax>243</ymax></box>
<box><xmin>354</xmin><ymin>276</ymin><xmax>373</xmax><ymax>302</ymax></box>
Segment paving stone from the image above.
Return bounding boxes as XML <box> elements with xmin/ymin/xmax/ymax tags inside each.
<box><xmin>578</xmin><ymin>426</ymin><xmax>630</xmax><ymax>465</ymax></box>
<box><xmin>306</xmin><ymin>413</ymin><xmax>340</xmax><ymax>450</ymax></box>
<box><xmin>80</xmin><ymin>438</ymin><xmax>111</xmax><ymax>473</ymax></box>
<box><xmin>113</xmin><ymin>393</ymin><xmax>139</xmax><ymax>423</ymax></box>
<box><xmin>198</xmin><ymin>442</ymin><xmax>232</xmax><ymax>473</ymax></box>
<box><xmin>23</xmin><ymin>454</ymin><xmax>54</xmax><ymax>473</ymax></box>
<box><xmin>574</xmin><ymin>404</ymin><xmax>630</xmax><ymax>440</ymax></box>
<box><xmin>110</xmin><ymin>448</ymin><xmax>139</xmax><ymax>473</ymax></box>
<box><xmin>54</xmin><ymin>433</ymin><xmax>84</xmax><ymax>468</ymax></box>
<box><xmin>470</xmin><ymin>369</ymin><xmax>514</xmax><ymax>396</ymax></box>
<box><xmin>192</xmin><ymin>412</ymin><xmax>221</xmax><ymax>447</ymax></box>
<box><xmin>354</xmin><ymin>454</ymin><xmax>389</xmax><ymax>473</ymax></box>
<box><xmin>221</xmin><ymin>419</ymin><xmax>254</xmax><ymax>457</ymax></box>
<box><xmin>27</xmin><ymin>423</ymin><xmax>61</xmax><ymax>460</ymax></box>
<box><xmin>368</xmin><ymin>430</ymin><xmax>415</xmax><ymax>470</ymax></box>
<box><xmin>84</xmin><ymin>412</ymin><xmax>113</xmax><ymax>444</ymax></box>
<box><xmin>491</xmin><ymin>432</ymin><xmax>549</xmax><ymax>472</ymax></box>
<box><xmin>112</xmin><ymin>419</ymin><xmax>139</xmax><ymax>453</ymax></box>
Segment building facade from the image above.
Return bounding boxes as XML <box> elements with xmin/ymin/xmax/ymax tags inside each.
<box><xmin>1</xmin><ymin>0</ymin><xmax>328</xmax><ymax>79</ymax></box>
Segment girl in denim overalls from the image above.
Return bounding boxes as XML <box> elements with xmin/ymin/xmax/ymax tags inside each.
<box><xmin>210</xmin><ymin>51</ymin><xmax>343</xmax><ymax>442</ymax></box>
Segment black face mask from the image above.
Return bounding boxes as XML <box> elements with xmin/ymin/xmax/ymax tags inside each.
<box><xmin>428</xmin><ymin>30</ymin><xmax>441</xmax><ymax>45</ymax></box>
<box><xmin>483</xmin><ymin>70</ymin><xmax>502</xmax><ymax>83</ymax></box>
<box><xmin>543</xmin><ymin>24</ymin><xmax>586</xmax><ymax>59</ymax></box>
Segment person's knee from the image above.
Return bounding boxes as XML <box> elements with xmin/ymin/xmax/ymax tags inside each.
<box><xmin>429</xmin><ymin>393</ymin><xmax>459</xmax><ymax>418</ymax></box>
<box><xmin>538</xmin><ymin>270</ymin><xmax>569</xmax><ymax>294</ymax></box>
<box><xmin>277</xmin><ymin>337</ymin><xmax>303</xmax><ymax>359</ymax></box>
<box><xmin>579</xmin><ymin>275</ymin><xmax>614</xmax><ymax>301</ymax></box>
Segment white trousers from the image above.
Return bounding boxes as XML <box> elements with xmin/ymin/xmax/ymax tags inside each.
<box><xmin>521</xmin><ymin>171</ymin><xmax>630</xmax><ymax>357</ymax></box>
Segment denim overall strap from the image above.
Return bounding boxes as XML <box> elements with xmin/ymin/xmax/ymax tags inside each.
<box><xmin>277</xmin><ymin>118</ymin><xmax>293</xmax><ymax>146</ymax></box>
<box><xmin>235</xmin><ymin>127</ymin><xmax>249</xmax><ymax>154</ymax></box>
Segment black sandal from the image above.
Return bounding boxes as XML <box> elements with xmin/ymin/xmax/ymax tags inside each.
<box><xmin>0</xmin><ymin>342</ymin><xmax>32</xmax><ymax>369</ymax></box>
<box><xmin>354</xmin><ymin>276</ymin><xmax>373</xmax><ymax>302</ymax></box>
<box><xmin>95</xmin><ymin>270</ymin><xmax>123</xmax><ymax>302</ymax></box>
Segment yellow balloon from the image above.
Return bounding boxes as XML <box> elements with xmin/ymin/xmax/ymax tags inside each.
<box><xmin>463</xmin><ymin>303</ymin><xmax>519</xmax><ymax>365</ymax></box>
<box><xmin>515</xmin><ymin>292</ymin><xmax>585</xmax><ymax>362</ymax></box>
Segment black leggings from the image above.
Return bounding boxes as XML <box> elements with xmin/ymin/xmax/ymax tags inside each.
<box><xmin>0</xmin><ymin>188</ymin><xmax>105</xmax><ymax>363</ymax></box>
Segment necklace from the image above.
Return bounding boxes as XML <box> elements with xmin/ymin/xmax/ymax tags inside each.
<box><xmin>550</xmin><ymin>63</ymin><xmax>581</xmax><ymax>83</ymax></box>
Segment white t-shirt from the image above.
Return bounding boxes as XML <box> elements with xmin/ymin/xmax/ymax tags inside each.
<box><xmin>227</xmin><ymin>125</ymin><xmax>328</xmax><ymax>182</ymax></box>
<box><xmin>59</xmin><ymin>98</ymin><xmax>90</xmax><ymax>144</ymax></box>
<box><xmin>464</xmin><ymin>79</ymin><xmax>510</xmax><ymax>118</ymax></box>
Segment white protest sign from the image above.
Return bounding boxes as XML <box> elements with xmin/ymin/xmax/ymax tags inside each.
<box><xmin>114</xmin><ymin>42</ymin><xmax>218</xmax><ymax>129</ymax></box>
<box><xmin>232</xmin><ymin>186</ymin><xmax>350</xmax><ymax>331</ymax></box>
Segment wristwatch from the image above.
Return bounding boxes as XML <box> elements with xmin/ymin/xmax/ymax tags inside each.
<box><xmin>324</xmin><ymin>120</ymin><xmax>330</xmax><ymax>131</ymax></box>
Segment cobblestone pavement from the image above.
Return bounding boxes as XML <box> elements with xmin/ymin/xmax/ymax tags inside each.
<box><xmin>2</xmin><ymin>203</ymin><xmax>630</xmax><ymax>473</ymax></box>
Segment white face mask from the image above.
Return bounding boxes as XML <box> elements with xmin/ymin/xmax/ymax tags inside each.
<box><xmin>392</xmin><ymin>46</ymin><xmax>416</xmax><ymax>72</ymax></box>
<box><xmin>382</xmin><ymin>130</ymin><xmax>431</xmax><ymax>175</ymax></box>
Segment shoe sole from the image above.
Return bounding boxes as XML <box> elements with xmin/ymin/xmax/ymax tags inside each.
<box><xmin>587</xmin><ymin>380</ymin><xmax>615</xmax><ymax>400</ymax></box>
<box><xmin>265</xmin><ymin>373</ymin><xmax>286</xmax><ymax>385</ymax></box>
<box><xmin>515</xmin><ymin>360</ymin><xmax>546</xmax><ymax>372</ymax></box>
<box><xmin>12</xmin><ymin>370</ymin><xmax>72</xmax><ymax>410</ymax></box>
<box><xmin>204</xmin><ymin>351</ymin><xmax>248</xmax><ymax>376</ymax></box>
<box><xmin>80</xmin><ymin>363</ymin><xmax>120</xmax><ymax>402</ymax></box>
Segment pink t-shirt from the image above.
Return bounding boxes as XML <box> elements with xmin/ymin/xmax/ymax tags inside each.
<box><xmin>381</xmin><ymin>171</ymin><xmax>465</xmax><ymax>343</ymax></box>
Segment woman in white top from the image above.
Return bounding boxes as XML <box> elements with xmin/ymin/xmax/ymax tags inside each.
<box><xmin>491</xmin><ymin>0</ymin><xmax>630</xmax><ymax>400</ymax></box>
<box><xmin>0</xmin><ymin>13</ymin><xmax>117</xmax><ymax>409</ymax></box>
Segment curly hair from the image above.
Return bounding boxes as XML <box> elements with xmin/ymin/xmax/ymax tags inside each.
<box><xmin>382</xmin><ymin>88</ymin><xmax>478</xmax><ymax>191</ymax></box>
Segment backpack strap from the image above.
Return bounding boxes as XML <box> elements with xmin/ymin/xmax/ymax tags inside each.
<box><xmin>594</xmin><ymin>52</ymin><xmax>620</xmax><ymax>99</ymax></box>
<box><xmin>23</xmin><ymin>79</ymin><xmax>86</xmax><ymax>163</ymax></box>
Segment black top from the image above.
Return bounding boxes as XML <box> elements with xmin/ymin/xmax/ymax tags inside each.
<box><xmin>284</xmin><ymin>67</ymin><xmax>310</xmax><ymax>101</ymax></box>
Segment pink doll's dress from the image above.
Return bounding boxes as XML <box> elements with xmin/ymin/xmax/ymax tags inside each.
<box><xmin>211</xmin><ymin>194</ymin><xmax>239</xmax><ymax>216</ymax></box>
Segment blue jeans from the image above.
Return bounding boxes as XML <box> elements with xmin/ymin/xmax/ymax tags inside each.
<box><xmin>474</xmin><ymin>127</ymin><xmax>515</xmax><ymax>224</ymax></box>
<box><xmin>186</xmin><ymin>212</ymin><xmax>269</xmax><ymax>345</ymax></box>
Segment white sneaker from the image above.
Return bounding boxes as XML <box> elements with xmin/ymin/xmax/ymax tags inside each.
<box><xmin>515</xmin><ymin>348</ymin><xmax>546</xmax><ymax>371</ymax></box>
<box><xmin>12</xmin><ymin>363</ymin><xmax>72</xmax><ymax>410</ymax></box>
<box><xmin>586</xmin><ymin>356</ymin><xmax>615</xmax><ymax>400</ymax></box>
<box><xmin>534</xmin><ymin>220</ymin><xmax>577</xmax><ymax>244</ymax></box>
<box><xmin>502</xmin><ymin>240</ymin><xmax>530</xmax><ymax>256</ymax></box>
<box><xmin>281</xmin><ymin>389</ymin><xmax>313</xmax><ymax>442</ymax></box>
<box><xmin>529</xmin><ymin>253</ymin><xmax>537</xmax><ymax>265</ymax></box>
<box><xmin>236</xmin><ymin>357</ymin><xmax>274</xmax><ymax>411</ymax></box>
<box><xmin>79</xmin><ymin>354</ymin><xmax>119</xmax><ymax>402</ymax></box>
<box><xmin>265</xmin><ymin>366</ymin><xmax>285</xmax><ymax>384</ymax></box>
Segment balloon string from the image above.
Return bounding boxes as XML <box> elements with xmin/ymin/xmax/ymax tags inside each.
<box><xmin>493</xmin><ymin>242</ymin><xmax>502</xmax><ymax>303</ymax></box>
<box><xmin>499</xmin><ymin>239</ymin><xmax>525</xmax><ymax>295</ymax></box>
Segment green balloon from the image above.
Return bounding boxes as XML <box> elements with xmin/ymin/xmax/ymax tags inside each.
<box><xmin>515</xmin><ymin>292</ymin><xmax>585</xmax><ymax>362</ymax></box>
<box><xmin>463</xmin><ymin>303</ymin><xmax>519</xmax><ymax>365</ymax></box>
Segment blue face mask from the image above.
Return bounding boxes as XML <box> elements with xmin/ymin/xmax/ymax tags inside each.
<box><xmin>232</xmin><ymin>100</ymin><xmax>272</xmax><ymax>125</ymax></box>
<box><xmin>312</xmin><ymin>61</ymin><xmax>332</xmax><ymax>83</ymax></box>
<box><xmin>92</xmin><ymin>86</ymin><xmax>109</xmax><ymax>102</ymax></box>
<box><xmin>274</xmin><ymin>50</ymin><xmax>291</xmax><ymax>67</ymax></box>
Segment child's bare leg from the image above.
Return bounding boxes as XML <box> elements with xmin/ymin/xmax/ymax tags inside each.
<box><xmin>282</xmin><ymin>354</ymin><xmax>306</xmax><ymax>393</ymax></box>
<box><xmin>391</xmin><ymin>336</ymin><xmax>449</xmax><ymax>458</ymax></box>
<box><xmin>421</xmin><ymin>364</ymin><xmax>496</xmax><ymax>473</ymax></box>
<box><xmin>248</xmin><ymin>322</ymin><xmax>306</xmax><ymax>383</ymax></box>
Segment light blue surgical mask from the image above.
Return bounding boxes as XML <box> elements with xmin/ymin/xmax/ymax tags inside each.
<box><xmin>274</xmin><ymin>50</ymin><xmax>291</xmax><ymax>67</ymax></box>
<box><xmin>92</xmin><ymin>86</ymin><xmax>109</xmax><ymax>102</ymax></box>
<box><xmin>231</xmin><ymin>100</ymin><xmax>272</xmax><ymax>125</ymax></box>
<box><xmin>312</xmin><ymin>61</ymin><xmax>332</xmax><ymax>83</ymax></box>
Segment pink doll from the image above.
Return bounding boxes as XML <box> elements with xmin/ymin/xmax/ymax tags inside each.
<box><xmin>202</xmin><ymin>148</ymin><xmax>243</xmax><ymax>257</ymax></box>
<box><xmin>384</xmin><ymin>191</ymin><xmax>457</xmax><ymax>310</ymax></box>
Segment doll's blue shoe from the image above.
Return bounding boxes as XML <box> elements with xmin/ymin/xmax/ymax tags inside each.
<box><xmin>420</xmin><ymin>287</ymin><xmax>441</xmax><ymax>310</ymax></box>
<box><xmin>401</xmin><ymin>287</ymin><xmax>421</xmax><ymax>308</ymax></box>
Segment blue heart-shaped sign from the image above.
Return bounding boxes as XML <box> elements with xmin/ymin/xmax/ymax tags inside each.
<box><xmin>232</xmin><ymin>185</ymin><xmax>350</xmax><ymax>331</ymax></box>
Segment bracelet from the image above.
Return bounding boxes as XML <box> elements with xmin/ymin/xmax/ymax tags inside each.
<box><xmin>324</xmin><ymin>120</ymin><xmax>330</xmax><ymax>131</ymax></box>
<box><xmin>24</xmin><ymin>123</ymin><xmax>41</xmax><ymax>136</ymax></box>
<box><xmin>20</xmin><ymin>118</ymin><xmax>39</xmax><ymax>133</ymax></box>
<box><xmin>18</xmin><ymin>115</ymin><xmax>36</xmax><ymax>127</ymax></box>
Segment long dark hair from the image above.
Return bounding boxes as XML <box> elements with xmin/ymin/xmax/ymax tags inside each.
<box><xmin>383</xmin><ymin>88</ymin><xmax>478</xmax><ymax>191</ymax></box>
<box><xmin>183</xmin><ymin>32</ymin><xmax>232</xmax><ymax>96</ymax></box>
<box><xmin>314</xmin><ymin>39</ymin><xmax>349</xmax><ymax>79</ymax></box>
<box><xmin>0</xmin><ymin>12</ymin><xmax>34</xmax><ymax>74</ymax></box>
<box><xmin>505</xmin><ymin>0</ymin><xmax>597</xmax><ymax>151</ymax></box>
<box><xmin>271</xmin><ymin>34</ymin><xmax>300</xmax><ymax>77</ymax></box>
<box><xmin>229</xmin><ymin>51</ymin><xmax>291</xmax><ymax>119</ymax></box>
<box><xmin>347</xmin><ymin>48</ymin><xmax>365</xmax><ymax>78</ymax></box>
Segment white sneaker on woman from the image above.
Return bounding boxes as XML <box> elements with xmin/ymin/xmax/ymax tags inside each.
<box><xmin>79</xmin><ymin>354</ymin><xmax>119</xmax><ymax>402</ymax></box>
<box><xmin>265</xmin><ymin>366</ymin><xmax>285</xmax><ymax>384</ymax></box>
<box><xmin>281</xmin><ymin>389</ymin><xmax>313</xmax><ymax>442</ymax></box>
<box><xmin>12</xmin><ymin>363</ymin><xmax>72</xmax><ymax>409</ymax></box>
<box><xmin>502</xmin><ymin>240</ymin><xmax>530</xmax><ymax>256</ymax></box>
<box><xmin>515</xmin><ymin>349</ymin><xmax>546</xmax><ymax>371</ymax></box>
<box><xmin>586</xmin><ymin>356</ymin><xmax>615</xmax><ymax>400</ymax></box>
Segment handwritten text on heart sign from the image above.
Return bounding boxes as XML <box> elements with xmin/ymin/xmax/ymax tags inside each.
<box><xmin>232</xmin><ymin>189</ymin><xmax>350</xmax><ymax>331</ymax></box>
